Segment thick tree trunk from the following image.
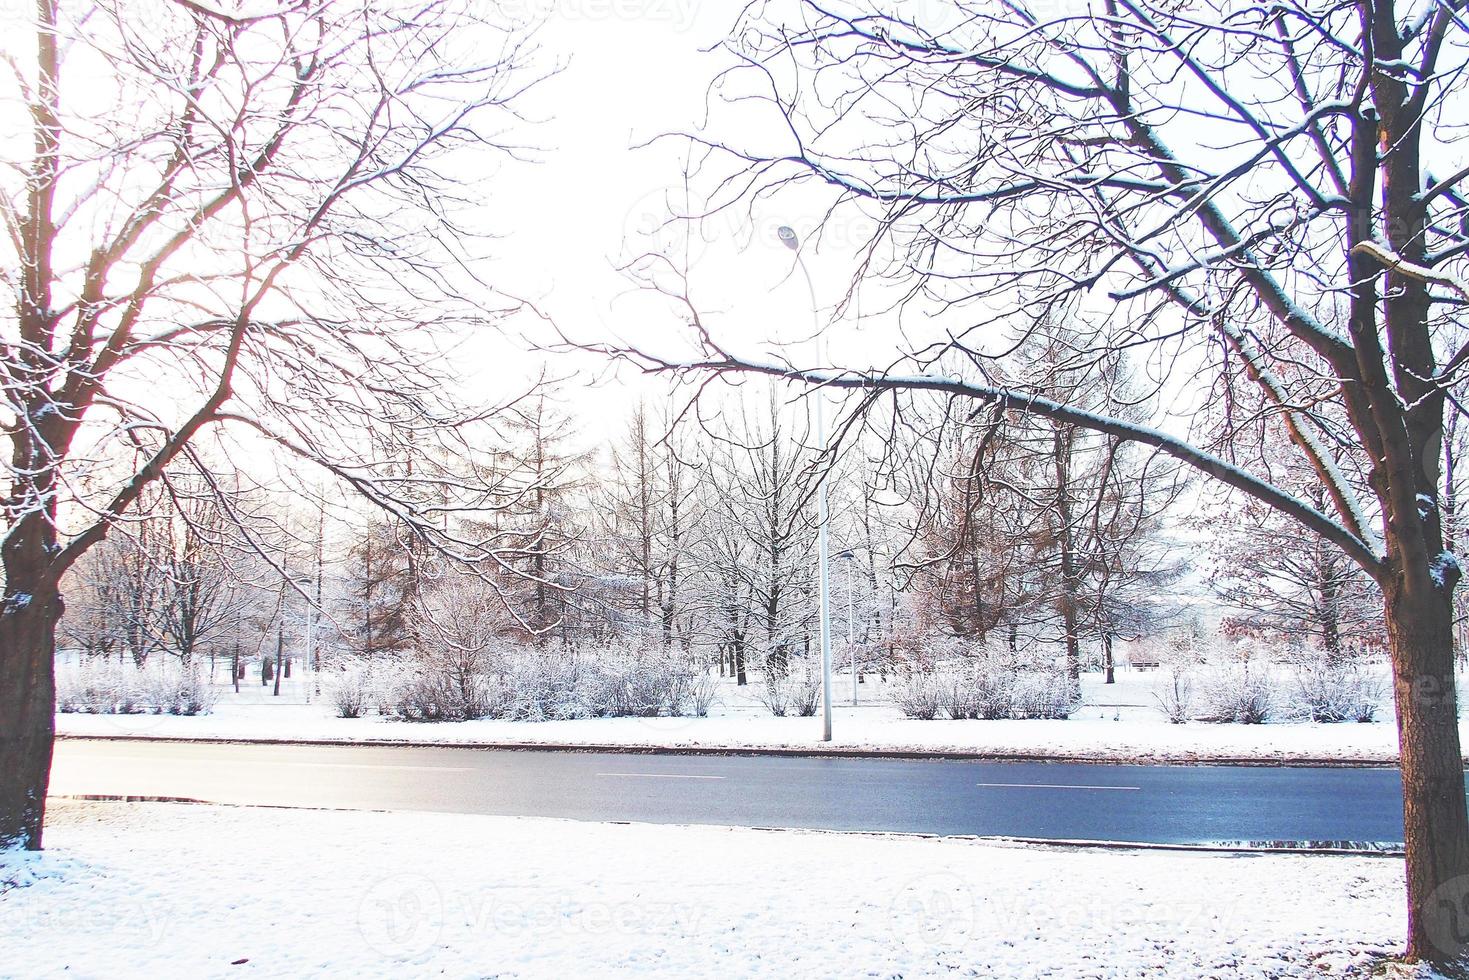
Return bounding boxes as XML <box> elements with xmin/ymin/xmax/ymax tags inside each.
<box><xmin>1386</xmin><ymin>582</ymin><xmax>1469</xmax><ymax>961</ymax></box>
<box><xmin>1103</xmin><ymin>633</ymin><xmax>1115</xmax><ymax>685</ymax></box>
<box><xmin>0</xmin><ymin>587</ymin><xmax>61</xmax><ymax>851</ymax></box>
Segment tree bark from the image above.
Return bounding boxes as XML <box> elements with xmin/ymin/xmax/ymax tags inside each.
<box><xmin>0</xmin><ymin>583</ymin><xmax>61</xmax><ymax>850</ymax></box>
<box><xmin>1386</xmin><ymin>579</ymin><xmax>1469</xmax><ymax>961</ymax></box>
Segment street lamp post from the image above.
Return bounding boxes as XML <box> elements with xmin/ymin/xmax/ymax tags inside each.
<box><xmin>778</xmin><ymin>225</ymin><xmax>834</xmax><ymax>742</ymax></box>
<box><xmin>838</xmin><ymin>549</ymin><xmax>857</xmax><ymax>706</ymax></box>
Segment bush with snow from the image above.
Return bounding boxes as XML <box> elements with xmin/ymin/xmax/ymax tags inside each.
<box><xmin>1197</xmin><ymin>664</ymin><xmax>1276</xmax><ymax>724</ymax></box>
<box><xmin>323</xmin><ymin>662</ymin><xmax>377</xmax><ymax>719</ymax></box>
<box><xmin>143</xmin><ymin>665</ymin><xmax>217</xmax><ymax>716</ymax></box>
<box><xmin>56</xmin><ymin>660</ymin><xmax>215</xmax><ymax>716</ymax></box>
<box><xmin>1009</xmin><ymin>672</ymin><xmax>1079</xmax><ymax>720</ymax></box>
<box><xmin>1152</xmin><ymin>666</ymin><xmax>1195</xmax><ymax>724</ymax></box>
<box><xmin>378</xmin><ymin>644</ymin><xmax>719</xmax><ymax>723</ymax></box>
<box><xmin>893</xmin><ymin>661</ymin><xmax>1078</xmax><ymax>721</ymax></box>
<box><xmin>892</xmin><ymin>671</ymin><xmax>944</xmax><ymax>720</ymax></box>
<box><xmin>758</xmin><ymin>665</ymin><xmax>822</xmax><ymax>718</ymax></box>
<box><xmin>1288</xmin><ymin>661</ymin><xmax>1385</xmax><ymax>723</ymax></box>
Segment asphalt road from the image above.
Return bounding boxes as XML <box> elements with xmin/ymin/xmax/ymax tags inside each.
<box><xmin>49</xmin><ymin>738</ymin><xmax>1410</xmax><ymax>846</ymax></box>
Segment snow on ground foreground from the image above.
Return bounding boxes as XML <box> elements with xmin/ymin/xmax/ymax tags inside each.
<box><xmin>0</xmin><ymin>800</ymin><xmax>1434</xmax><ymax>978</ymax></box>
<box><xmin>54</xmin><ymin>669</ymin><xmax>1418</xmax><ymax>764</ymax></box>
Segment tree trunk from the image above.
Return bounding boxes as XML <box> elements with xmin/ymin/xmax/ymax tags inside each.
<box><xmin>1053</xmin><ymin>427</ymin><xmax>1082</xmax><ymax>696</ymax></box>
<box><xmin>0</xmin><ymin>586</ymin><xmax>61</xmax><ymax>850</ymax></box>
<box><xmin>1103</xmin><ymin>633</ymin><xmax>1115</xmax><ymax>685</ymax></box>
<box><xmin>1386</xmin><ymin>581</ymin><xmax>1469</xmax><ymax>961</ymax></box>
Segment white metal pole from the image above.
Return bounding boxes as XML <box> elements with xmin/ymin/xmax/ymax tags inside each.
<box><xmin>782</xmin><ymin>227</ymin><xmax>833</xmax><ymax>743</ymax></box>
<box><xmin>847</xmin><ymin>557</ymin><xmax>856</xmax><ymax>706</ymax></box>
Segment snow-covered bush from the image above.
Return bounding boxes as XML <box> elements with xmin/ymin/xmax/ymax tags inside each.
<box><xmin>667</xmin><ymin>667</ymin><xmax>720</xmax><ymax>718</ymax></box>
<box><xmin>942</xmin><ymin>663</ymin><xmax>1016</xmax><ymax>720</ymax></box>
<box><xmin>1198</xmin><ymin>665</ymin><xmax>1276</xmax><ymax>724</ymax></box>
<box><xmin>380</xmin><ymin>644</ymin><xmax>716</xmax><ymax>723</ymax></box>
<box><xmin>56</xmin><ymin>664</ymin><xmax>113</xmax><ymax>713</ymax></box>
<box><xmin>759</xmin><ymin>670</ymin><xmax>793</xmax><ymax>717</ymax></box>
<box><xmin>1289</xmin><ymin>662</ymin><xmax>1385</xmax><ymax>723</ymax></box>
<box><xmin>786</xmin><ymin>668</ymin><xmax>821</xmax><ymax>717</ymax></box>
<box><xmin>389</xmin><ymin>667</ymin><xmax>459</xmax><ymax>722</ymax></box>
<box><xmin>323</xmin><ymin>662</ymin><xmax>376</xmax><ymax>719</ymax></box>
<box><xmin>758</xmin><ymin>665</ymin><xmax>822</xmax><ymax>718</ymax></box>
<box><xmin>56</xmin><ymin>661</ymin><xmax>215</xmax><ymax>715</ymax></box>
<box><xmin>1152</xmin><ymin>666</ymin><xmax>1195</xmax><ymax>724</ymax></box>
<box><xmin>892</xmin><ymin>662</ymin><xmax>1078</xmax><ymax>721</ymax></box>
<box><xmin>143</xmin><ymin>665</ymin><xmax>216</xmax><ymax>716</ymax></box>
<box><xmin>893</xmin><ymin>671</ymin><xmax>944</xmax><ymax>720</ymax></box>
<box><xmin>1009</xmin><ymin>673</ymin><xmax>1080</xmax><ymax>720</ymax></box>
<box><xmin>586</xmin><ymin>649</ymin><xmax>695</xmax><ymax>718</ymax></box>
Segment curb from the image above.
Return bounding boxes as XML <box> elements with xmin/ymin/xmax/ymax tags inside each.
<box><xmin>52</xmin><ymin>732</ymin><xmax>1405</xmax><ymax>769</ymax></box>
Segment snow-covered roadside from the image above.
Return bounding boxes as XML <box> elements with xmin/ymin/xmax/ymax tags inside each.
<box><xmin>0</xmin><ymin>799</ymin><xmax>1430</xmax><ymax>978</ymax></box>
<box><xmin>55</xmin><ymin>704</ymin><xmax>1419</xmax><ymax>764</ymax></box>
<box><xmin>53</xmin><ymin>668</ymin><xmax>1421</xmax><ymax>764</ymax></box>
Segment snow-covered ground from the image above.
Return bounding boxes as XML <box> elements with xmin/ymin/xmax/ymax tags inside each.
<box><xmin>0</xmin><ymin>799</ymin><xmax>1431</xmax><ymax>978</ymax></box>
<box><xmin>54</xmin><ymin>666</ymin><xmax>1423</xmax><ymax>764</ymax></box>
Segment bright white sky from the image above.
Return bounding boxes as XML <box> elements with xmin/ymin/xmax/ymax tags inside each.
<box><xmin>477</xmin><ymin>1</ymin><xmax>896</xmax><ymax>434</ymax></box>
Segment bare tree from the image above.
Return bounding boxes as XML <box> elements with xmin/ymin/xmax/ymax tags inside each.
<box><xmin>496</xmin><ymin>392</ymin><xmax>594</xmax><ymax>641</ymax></box>
<box><xmin>61</xmin><ymin>518</ymin><xmax>165</xmax><ymax>667</ymax></box>
<box><xmin>0</xmin><ymin>0</ymin><xmax>543</xmax><ymax>850</ymax></box>
<box><xmin>599</xmin><ymin>402</ymin><xmax>703</xmax><ymax>646</ymax></box>
<box><xmin>1209</xmin><ymin>485</ymin><xmax>1384</xmax><ymax>662</ymax></box>
<box><xmin>601</xmin><ymin>0</ymin><xmax>1469</xmax><ymax>960</ymax></box>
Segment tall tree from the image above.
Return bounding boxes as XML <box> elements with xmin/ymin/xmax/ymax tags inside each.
<box><xmin>0</xmin><ymin>0</ymin><xmax>540</xmax><ymax>850</ymax></box>
<box><xmin>498</xmin><ymin>392</ymin><xmax>594</xmax><ymax>641</ymax></box>
<box><xmin>611</xmin><ymin>0</ymin><xmax>1469</xmax><ymax>959</ymax></box>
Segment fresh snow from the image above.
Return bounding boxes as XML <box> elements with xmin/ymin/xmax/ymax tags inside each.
<box><xmin>0</xmin><ymin>799</ymin><xmax>1436</xmax><ymax>978</ymax></box>
<box><xmin>54</xmin><ymin>667</ymin><xmax>1421</xmax><ymax>764</ymax></box>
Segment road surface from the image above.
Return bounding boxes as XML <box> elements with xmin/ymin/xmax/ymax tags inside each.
<box><xmin>50</xmin><ymin>738</ymin><xmax>1409</xmax><ymax>846</ymax></box>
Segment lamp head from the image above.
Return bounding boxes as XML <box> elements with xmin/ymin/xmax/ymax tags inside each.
<box><xmin>777</xmin><ymin>225</ymin><xmax>800</xmax><ymax>251</ymax></box>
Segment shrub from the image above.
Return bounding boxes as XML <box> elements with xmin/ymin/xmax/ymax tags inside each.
<box><xmin>1198</xmin><ymin>665</ymin><xmax>1276</xmax><ymax>724</ymax></box>
<box><xmin>787</xmin><ymin>668</ymin><xmax>821</xmax><ymax>717</ymax></box>
<box><xmin>55</xmin><ymin>661</ymin><xmax>215</xmax><ymax>715</ymax></box>
<box><xmin>944</xmin><ymin>664</ymin><xmax>1017</xmax><ymax>720</ymax></box>
<box><xmin>1009</xmin><ymin>672</ymin><xmax>1079</xmax><ymax>720</ymax></box>
<box><xmin>668</xmin><ymin>667</ymin><xmax>720</xmax><ymax>718</ymax></box>
<box><xmin>324</xmin><ymin>662</ymin><xmax>375</xmax><ymax>719</ymax></box>
<box><xmin>387</xmin><ymin>668</ymin><xmax>457</xmax><ymax>722</ymax></box>
<box><xmin>146</xmin><ymin>666</ymin><xmax>216</xmax><ymax>716</ymax></box>
<box><xmin>759</xmin><ymin>670</ymin><xmax>793</xmax><ymax>717</ymax></box>
<box><xmin>893</xmin><ymin>671</ymin><xmax>944</xmax><ymax>720</ymax></box>
<box><xmin>894</xmin><ymin>663</ymin><xmax>1078</xmax><ymax>721</ymax></box>
<box><xmin>1290</xmin><ymin>662</ymin><xmax>1386</xmax><ymax>723</ymax></box>
<box><xmin>758</xmin><ymin>665</ymin><xmax>822</xmax><ymax>718</ymax></box>
<box><xmin>380</xmin><ymin>644</ymin><xmax>717</xmax><ymax>723</ymax></box>
<box><xmin>1152</xmin><ymin>666</ymin><xmax>1195</xmax><ymax>724</ymax></box>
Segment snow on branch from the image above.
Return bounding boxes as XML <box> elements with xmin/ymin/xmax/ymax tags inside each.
<box><xmin>598</xmin><ymin>345</ymin><xmax>1386</xmax><ymax>576</ymax></box>
<box><xmin>1351</xmin><ymin>240</ymin><xmax>1469</xmax><ymax>299</ymax></box>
